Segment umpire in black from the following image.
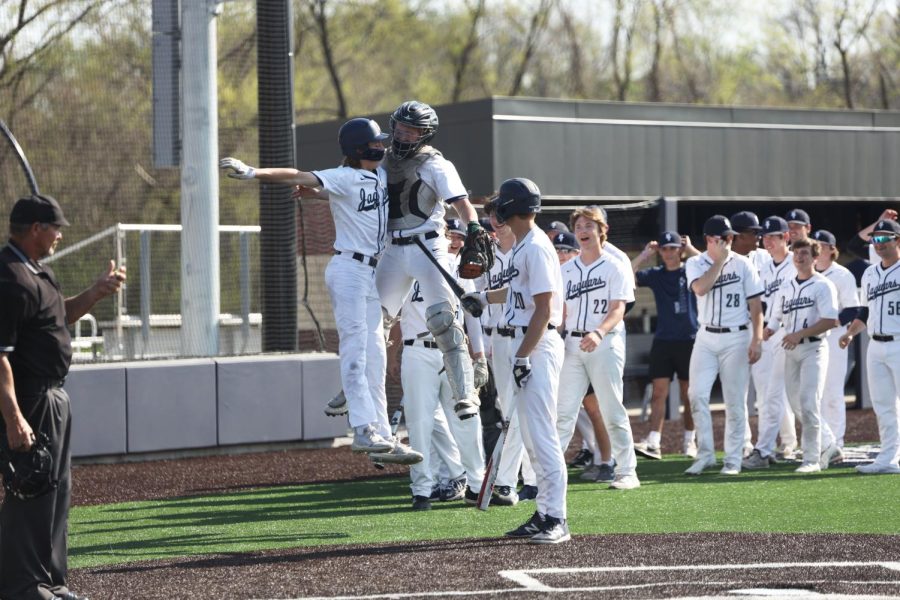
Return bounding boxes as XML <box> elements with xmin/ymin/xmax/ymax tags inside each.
<box><xmin>0</xmin><ymin>194</ymin><xmax>125</xmax><ymax>600</ymax></box>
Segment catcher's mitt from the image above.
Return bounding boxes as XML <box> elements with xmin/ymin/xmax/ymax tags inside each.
<box><xmin>0</xmin><ymin>432</ymin><xmax>56</xmax><ymax>500</ymax></box>
<box><xmin>458</xmin><ymin>222</ymin><xmax>494</xmax><ymax>279</ymax></box>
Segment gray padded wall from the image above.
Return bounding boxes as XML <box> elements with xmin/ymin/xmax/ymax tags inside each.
<box><xmin>66</xmin><ymin>363</ymin><xmax>128</xmax><ymax>457</ymax></box>
<box><xmin>216</xmin><ymin>355</ymin><xmax>304</xmax><ymax>444</ymax></box>
<box><xmin>126</xmin><ymin>358</ymin><xmax>218</xmax><ymax>452</ymax></box>
<box><xmin>300</xmin><ymin>354</ymin><xmax>347</xmax><ymax>440</ymax></box>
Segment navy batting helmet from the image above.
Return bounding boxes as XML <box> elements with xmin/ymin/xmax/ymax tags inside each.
<box><xmin>494</xmin><ymin>178</ymin><xmax>541</xmax><ymax>223</ymax></box>
<box><xmin>389</xmin><ymin>101</ymin><xmax>438</xmax><ymax>158</ymax></box>
<box><xmin>339</xmin><ymin>118</ymin><xmax>388</xmax><ymax>162</ymax></box>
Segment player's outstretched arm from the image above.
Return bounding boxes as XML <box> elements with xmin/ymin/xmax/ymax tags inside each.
<box><xmin>219</xmin><ymin>157</ymin><xmax>320</xmax><ymax>188</ymax></box>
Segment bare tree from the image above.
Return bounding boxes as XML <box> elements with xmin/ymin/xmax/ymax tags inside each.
<box><xmin>610</xmin><ymin>0</ymin><xmax>642</xmax><ymax>101</ymax></box>
<box><xmin>832</xmin><ymin>0</ymin><xmax>881</xmax><ymax>108</ymax></box>
<box><xmin>557</xmin><ymin>2</ymin><xmax>587</xmax><ymax>98</ymax></box>
<box><xmin>450</xmin><ymin>0</ymin><xmax>486</xmax><ymax>103</ymax></box>
<box><xmin>645</xmin><ymin>0</ymin><xmax>665</xmax><ymax>102</ymax></box>
<box><xmin>509</xmin><ymin>0</ymin><xmax>556</xmax><ymax>97</ymax></box>
<box><xmin>304</xmin><ymin>0</ymin><xmax>347</xmax><ymax>119</ymax></box>
<box><xmin>662</xmin><ymin>0</ymin><xmax>701</xmax><ymax>102</ymax></box>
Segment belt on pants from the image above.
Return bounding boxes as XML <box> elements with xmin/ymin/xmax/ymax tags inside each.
<box><xmin>797</xmin><ymin>336</ymin><xmax>821</xmax><ymax>344</ymax></box>
<box><xmin>512</xmin><ymin>324</ymin><xmax>557</xmax><ymax>335</ymax></box>
<box><xmin>704</xmin><ymin>324</ymin><xmax>748</xmax><ymax>334</ymax></box>
<box><xmin>482</xmin><ymin>327</ymin><xmax>493</xmax><ymax>336</ymax></box>
<box><xmin>15</xmin><ymin>377</ymin><xmax>66</xmax><ymax>396</ymax></box>
<box><xmin>495</xmin><ymin>327</ymin><xmax>515</xmax><ymax>338</ymax></box>
<box><xmin>334</xmin><ymin>251</ymin><xmax>378</xmax><ymax>268</ymax></box>
<box><xmin>404</xmin><ymin>339</ymin><xmax>438</xmax><ymax>349</ymax></box>
<box><xmin>872</xmin><ymin>334</ymin><xmax>895</xmax><ymax>342</ymax></box>
<box><xmin>391</xmin><ymin>230</ymin><xmax>439</xmax><ymax>246</ymax></box>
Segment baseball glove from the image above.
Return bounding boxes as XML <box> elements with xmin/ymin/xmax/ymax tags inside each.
<box><xmin>0</xmin><ymin>432</ymin><xmax>56</xmax><ymax>501</ymax></box>
<box><xmin>458</xmin><ymin>222</ymin><xmax>494</xmax><ymax>279</ymax></box>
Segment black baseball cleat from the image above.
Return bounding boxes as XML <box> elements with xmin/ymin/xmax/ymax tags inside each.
<box><xmin>411</xmin><ymin>495</ymin><xmax>432</xmax><ymax>511</ymax></box>
<box><xmin>529</xmin><ymin>515</ymin><xmax>571</xmax><ymax>544</ymax></box>
<box><xmin>491</xmin><ymin>485</ymin><xmax>518</xmax><ymax>506</ymax></box>
<box><xmin>568</xmin><ymin>448</ymin><xmax>593</xmax><ymax>468</ymax></box>
<box><xmin>517</xmin><ymin>484</ymin><xmax>538</xmax><ymax>501</ymax></box>
<box><xmin>464</xmin><ymin>486</ymin><xmax>479</xmax><ymax>506</ymax></box>
<box><xmin>506</xmin><ymin>511</ymin><xmax>545</xmax><ymax>538</ymax></box>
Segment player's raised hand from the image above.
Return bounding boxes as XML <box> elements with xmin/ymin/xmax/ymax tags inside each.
<box><xmin>708</xmin><ymin>237</ymin><xmax>729</xmax><ymax>263</ymax></box>
<box><xmin>219</xmin><ymin>157</ymin><xmax>256</xmax><ymax>180</ymax></box>
<box><xmin>878</xmin><ymin>208</ymin><xmax>898</xmax><ymax>222</ymax></box>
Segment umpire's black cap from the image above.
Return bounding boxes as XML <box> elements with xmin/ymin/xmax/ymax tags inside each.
<box><xmin>730</xmin><ymin>211</ymin><xmax>762</xmax><ymax>232</ymax></box>
<box><xmin>10</xmin><ymin>194</ymin><xmax>70</xmax><ymax>227</ymax></box>
<box><xmin>703</xmin><ymin>215</ymin><xmax>736</xmax><ymax>237</ymax></box>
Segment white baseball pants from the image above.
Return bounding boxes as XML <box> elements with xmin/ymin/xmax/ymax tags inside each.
<box><xmin>557</xmin><ymin>332</ymin><xmax>637</xmax><ymax>477</ymax></box>
<box><xmin>751</xmin><ymin>330</ymin><xmax>789</xmax><ymax>457</ymax></box>
<box><xmin>822</xmin><ymin>330</ymin><xmax>850</xmax><ymax>447</ymax></box>
<box><xmin>783</xmin><ymin>339</ymin><xmax>830</xmax><ymax>461</ymax></box>
<box><xmin>865</xmin><ymin>338</ymin><xmax>900</xmax><ymax>468</ymax></box>
<box><xmin>491</xmin><ymin>332</ymin><xmax>536</xmax><ymax>488</ymax></box>
<box><xmin>689</xmin><ymin>328</ymin><xmax>751</xmax><ymax>468</ymax></box>
<box><xmin>325</xmin><ymin>255</ymin><xmax>389</xmax><ymax>436</ymax></box>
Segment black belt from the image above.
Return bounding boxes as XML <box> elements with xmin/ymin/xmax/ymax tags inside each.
<box><xmin>496</xmin><ymin>327</ymin><xmax>514</xmax><ymax>338</ymax></box>
<box><xmin>335</xmin><ymin>251</ymin><xmax>378</xmax><ymax>268</ymax></box>
<box><xmin>797</xmin><ymin>336</ymin><xmax>821</xmax><ymax>344</ymax></box>
<box><xmin>482</xmin><ymin>327</ymin><xmax>493</xmax><ymax>336</ymax></box>
<box><xmin>567</xmin><ymin>330</ymin><xmax>590</xmax><ymax>338</ymax></box>
<box><xmin>15</xmin><ymin>377</ymin><xmax>66</xmax><ymax>396</ymax></box>
<box><xmin>515</xmin><ymin>324</ymin><xmax>557</xmax><ymax>334</ymax></box>
<box><xmin>391</xmin><ymin>230</ymin><xmax>439</xmax><ymax>246</ymax></box>
<box><xmin>404</xmin><ymin>339</ymin><xmax>438</xmax><ymax>349</ymax></box>
<box><xmin>873</xmin><ymin>334</ymin><xmax>895</xmax><ymax>342</ymax></box>
<box><xmin>705</xmin><ymin>325</ymin><xmax>748</xmax><ymax>334</ymax></box>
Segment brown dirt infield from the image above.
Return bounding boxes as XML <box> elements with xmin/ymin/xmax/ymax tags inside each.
<box><xmin>63</xmin><ymin>409</ymin><xmax>899</xmax><ymax>599</ymax></box>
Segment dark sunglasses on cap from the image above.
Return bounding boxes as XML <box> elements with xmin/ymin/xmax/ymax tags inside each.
<box><xmin>871</xmin><ymin>235</ymin><xmax>898</xmax><ymax>244</ymax></box>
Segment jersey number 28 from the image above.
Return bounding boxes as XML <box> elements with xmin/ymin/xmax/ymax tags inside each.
<box><xmin>725</xmin><ymin>293</ymin><xmax>741</xmax><ymax>308</ymax></box>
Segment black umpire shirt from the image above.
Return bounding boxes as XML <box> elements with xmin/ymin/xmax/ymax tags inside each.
<box><xmin>0</xmin><ymin>242</ymin><xmax>72</xmax><ymax>380</ymax></box>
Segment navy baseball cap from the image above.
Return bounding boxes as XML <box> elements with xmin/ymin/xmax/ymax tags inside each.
<box><xmin>703</xmin><ymin>215</ymin><xmax>736</xmax><ymax>237</ymax></box>
<box><xmin>545</xmin><ymin>220</ymin><xmax>570</xmax><ymax>233</ymax></box>
<box><xmin>446</xmin><ymin>218</ymin><xmax>466</xmax><ymax>237</ymax></box>
<box><xmin>785</xmin><ymin>208</ymin><xmax>811</xmax><ymax>225</ymax></box>
<box><xmin>657</xmin><ymin>231</ymin><xmax>682</xmax><ymax>247</ymax></box>
<box><xmin>479</xmin><ymin>217</ymin><xmax>494</xmax><ymax>233</ymax></box>
<box><xmin>761</xmin><ymin>216</ymin><xmax>789</xmax><ymax>235</ymax></box>
<box><xmin>552</xmin><ymin>231</ymin><xmax>578</xmax><ymax>251</ymax></box>
<box><xmin>871</xmin><ymin>219</ymin><xmax>900</xmax><ymax>236</ymax></box>
<box><xmin>730</xmin><ymin>211</ymin><xmax>762</xmax><ymax>232</ymax></box>
<box><xmin>811</xmin><ymin>229</ymin><xmax>837</xmax><ymax>245</ymax></box>
<box><xmin>9</xmin><ymin>194</ymin><xmax>70</xmax><ymax>227</ymax></box>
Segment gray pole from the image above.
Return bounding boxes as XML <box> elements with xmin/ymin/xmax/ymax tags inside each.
<box><xmin>180</xmin><ymin>0</ymin><xmax>220</xmax><ymax>356</ymax></box>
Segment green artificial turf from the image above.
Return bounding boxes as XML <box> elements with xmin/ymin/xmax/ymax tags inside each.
<box><xmin>69</xmin><ymin>454</ymin><xmax>900</xmax><ymax>569</ymax></box>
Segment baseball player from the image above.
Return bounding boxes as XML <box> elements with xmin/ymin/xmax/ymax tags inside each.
<box><xmin>377</xmin><ymin>101</ymin><xmax>492</xmax><ymax>423</ymax></box>
<box><xmin>848</xmin><ymin>209</ymin><xmax>899</xmax><ymax>270</ymax></box>
<box><xmin>684</xmin><ymin>215</ymin><xmax>764</xmax><ymax>476</ymax></box>
<box><xmin>785</xmin><ymin>208</ymin><xmax>812</xmax><ymax>245</ymax></box>
<box><xmin>765</xmin><ymin>239</ymin><xmax>839</xmax><ymax>473</ymax></box>
<box><xmin>556</xmin><ymin>206</ymin><xmax>640</xmax><ymax>490</ymax></box>
<box><xmin>839</xmin><ymin>219</ymin><xmax>900</xmax><ymax>474</ymax></box>
<box><xmin>219</xmin><ymin>118</ymin><xmax>421</xmax><ymax>465</ymax></box>
<box><xmin>743</xmin><ymin>216</ymin><xmax>798</xmax><ymax>470</ymax></box>
<box><xmin>631</xmin><ymin>231</ymin><xmax>701</xmax><ymax>460</ymax></box>
<box><xmin>482</xmin><ymin>202</ymin><xmax>537</xmax><ymax>506</ymax></box>
<box><xmin>812</xmin><ymin>229</ymin><xmax>861</xmax><ymax>455</ymax></box>
<box><xmin>465</xmin><ymin>178</ymin><xmax>569</xmax><ymax>544</ymax></box>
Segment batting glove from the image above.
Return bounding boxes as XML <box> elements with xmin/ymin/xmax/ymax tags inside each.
<box><xmin>473</xmin><ymin>356</ymin><xmax>489</xmax><ymax>389</ymax></box>
<box><xmin>512</xmin><ymin>356</ymin><xmax>532</xmax><ymax>388</ymax></box>
<box><xmin>219</xmin><ymin>157</ymin><xmax>256</xmax><ymax>180</ymax></box>
<box><xmin>461</xmin><ymin>291</ymin><xmax>487</xmax><ymax>309</ymax></box>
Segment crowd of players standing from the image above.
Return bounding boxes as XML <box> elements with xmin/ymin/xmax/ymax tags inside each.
<box><xmin>221</xmin><ymin>100</ymin><xmax>900</xmax><ymax>546</ymax></box>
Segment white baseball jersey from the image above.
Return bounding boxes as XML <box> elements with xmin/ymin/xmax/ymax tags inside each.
<box><xmin>685</xmin><ymin>252</ymin><xmax>763</xmax><ymax>328</ymax></box>
<box><xmin>482</xmin><ymin>247</ymin><xmax>514</xmax><ymax>329</ymax></box>
<box><xmin>388</xmin><ymin>154</ymin><xmax>467</xmax><ymax>237</ymax></box>
<box><xmin>313</xmin><ymin>166</ymin><xmax>388</xmax><ymax>257</ymax></box>
<box><xmin>860</xmin><ymin>260</ymin><xmax>900</xmax><ymax>336</ymax></box>
<box><xmin>504</xmin><ymin>228</ymin><xmax>563</xmax><ymax>328</ymax></box>
<box><xmin>817</xmin><ymin>262</ymin><xmax>860</xmax><ymax>313</ymax></box>
<box><xmin>770</xmin><ymin>273</ymin><xmax>839</xmax><ymax>335</ymax></box>
<box><xmin>757</xmin><ymin>252</ymin><xmax>796</xmax><ymax>324</ymax></box>
<box><xmin>561</xmin><ymin>253</ymin><xmax>635</xmax><ymax>333</ymax></box>
<box><xmin>747</xmin><ymin>248</ymin><xmax>769</xmax><ymax>273</ymax></box>
<box><xmin>602</xmin><ymin>241</ymin><xmax>636</xmax><ymax>289</ymax></box>
<box><xmin>399</xmin><ymin>279</ymin><xmax>431</xmax><ymax>340</ymax></box>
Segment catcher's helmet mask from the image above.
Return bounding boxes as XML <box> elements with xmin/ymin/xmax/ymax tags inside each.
<box><xmin>494</xmin><ymin>178</ymin><xmax>542</xmax><ymax>223</ymax></box>
<box><xmin>0</xmin><ymin>431</ymin><xmax>57</xmax><ymax>501</ymax></box>
<box><xmin>389</xmin><ymin>101</ymin><xmax>438</xmax><ymax>159</ymax></box>
<box><xmin>338</xmin><ymin>118</ymin><xmax>388</xmax><ymax>162</ymax></box>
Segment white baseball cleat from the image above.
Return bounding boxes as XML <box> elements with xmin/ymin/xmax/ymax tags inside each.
<box><xmin>683</xmin><ymin>439</ymin><xmax>698</xmax><ymax>459</ymax></box>
<box><xmin>720</xmin><ymin>462</ymin><xmax>741</xmax><ymax>476</ymax></box>
<box><xmin>819</xmin><ymin>443</ymin><xmax>842</xmax><ymax>469</ymax></box>
<box><xmin>368</xmin><ymin>441</ymin><xmax>424</xmax><ymax>465</ymax></box>
<box><xmin>855</xmin><ymin>463</ymin><xmax>900</xmax><ymax>475</ymax></box>
<box><xmin>324</xmin><ymin>390</ymin><xmax>348</xmax><ymax>417</ymax></box>
<box><xmin>684</xmin><ymin>457</ymin><xmax>717</xmax><ymax>475</ymax></box>
<box><xmin>795</xmin><ymin>461</ymin><xmax>822</xmax><ymax>474</ymax></box>
<box><xmin>351</xmin><ymin>427</ymin><xmax>394</xmax><ymax>454</ymax></box>
<box><xmin>609</xmin><ymin>473</ymin><xmax>641</xmax><ymax>490</ymax></box>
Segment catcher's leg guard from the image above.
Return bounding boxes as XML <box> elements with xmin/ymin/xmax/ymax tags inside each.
<box><xmin>426</xmin><ymin>301</ymin><xmax>479</xmax><ymax>420</ymax></box>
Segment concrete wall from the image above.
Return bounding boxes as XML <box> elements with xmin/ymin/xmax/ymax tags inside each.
<box><xmin>65</xmin><ymin>352</ymin><xmax>346</xmax><ymax>458</ymax></box>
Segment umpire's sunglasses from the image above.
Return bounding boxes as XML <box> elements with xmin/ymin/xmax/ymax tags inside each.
<box><xmin>871</xmin><ymin>235</ymin><xmax>898</xmax><ymax>244</ymax></box>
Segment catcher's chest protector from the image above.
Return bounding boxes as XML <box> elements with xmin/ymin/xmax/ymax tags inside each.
<box><xmin>385</xmin><ymin>147</ymin><xmax>442</xmax><ymax>231</ymax></box>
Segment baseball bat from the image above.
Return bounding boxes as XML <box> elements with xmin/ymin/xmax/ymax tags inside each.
<box><xmin>389</xmin><ymin>407</ymin><xmax>403</xmax><ymax>437</ymax></box>
<box><xmin>476</xmin><ymin>417</ymin><xmax>508</xmax><ymax>511</ymax></box>
<box><xmin>412</xmin><ymin>237</ymin><xmax>483</xmax><ymax>318</ymax></box>
<box><xmin>0</xmin><ymin>119</ymin><xmax>39</xmax><ymax>195</ymax></box>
